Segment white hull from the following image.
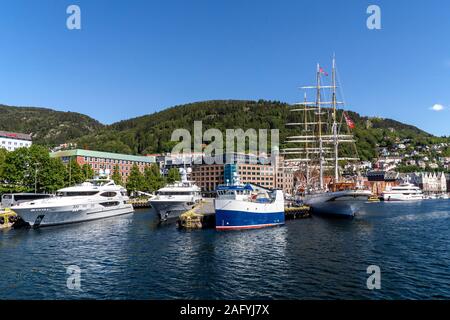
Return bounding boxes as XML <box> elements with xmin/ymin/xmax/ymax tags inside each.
<box><xmin>383</xmin><ymin>194</ymin><xmax>424</xmax><ymax>201</ymax></box>
<box><xmin>150</xmin><ymin>199</ymin><xmax>199</xmax><ymax>221</ymax></box>
<box><xmin>13</xmin><ymin>204</ymin><xmax>134</xmax><ymax>227</ymax></box>
<box><xmin>11</xmin><ymin>178</ymin><xmax>134</xmax><ymax>227</ymax></box>
<box><xmin>304</xmin><ymin>190</ymin><xmax>371</xmax><ymax>217</ymax></box>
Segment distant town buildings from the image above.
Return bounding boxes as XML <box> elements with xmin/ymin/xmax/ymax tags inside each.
<box><xmin>50</xmin><ymin>149</ymin><xmax>155</xmax><ymax>182</ymax></box>
<box><xmin>0</xmin><ymin>130</ymin><xmax>32</xmax><ymax>151</ymax></box>
<box><xmin>411</xmin><ymin>172</ymin><xmax>447</xmax><ymax>194</ymax></box>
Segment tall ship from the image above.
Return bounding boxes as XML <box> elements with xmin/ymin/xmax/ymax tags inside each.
<box><xmin>283</xmin><ymin>57</ymin><xmax>371</xmax><ymax>218</ymax></box>
<box><xmin>150</xmin><ymin>168</ymin><xmax>202</xmax><ymax>222</ymax></box>
<box><xmin>11</xmin><ymin>177</ymin><xmax>134</xmax><ymax>227</ymax></box>
<box><xmin>215</xmin><ymin>173</ymin><xmax>285</xmax><ymax>230</ymax></box>
<box><xmin>382</xmin><ymin>182</ymin><xmax>424</xmax><ymax>201</ymax></box>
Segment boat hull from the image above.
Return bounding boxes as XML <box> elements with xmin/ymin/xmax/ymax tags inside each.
<box><xmin>382</xmin><ymin>194</ymin><xmax>423</xmax><ymax>201</ymax></box>
<box><xmin>304</xmin><ymin>190</ymin><xmax>371</xmax><ymax>218</ymax></box>
<box><xmin>150</xmin><ymin>200</ymin><xmax>198</xmax><ymax>222</ymax></box>
<box><xmin>215</xmin><ymin>196</ymin><xmax>285</xmax><ymax>230</ymax></box>
<box><xmin>12</xmin><ymin>204</ymin><xmax>134</xmax><ymax>227</ymax></box>
<box><xmin>215</xmin><ymin>209</ymin><xmax>285</xmax><ymax>230</ymax></box>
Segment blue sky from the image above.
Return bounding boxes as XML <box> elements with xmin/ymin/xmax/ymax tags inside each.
<box><xmin>0</xmin><ymin>0</ymin><xmax>450</xmax><ymax>136</ymax></box>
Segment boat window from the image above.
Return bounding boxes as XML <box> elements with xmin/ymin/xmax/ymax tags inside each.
<box><xmin>99</xmin><ymin>201</ymin><xmax>120</xmax><ymax>207</ymax></box>
<box><xmin>157</xmin><ymin>191</ymin><xmax>194</xmax><ymax>196</ymax></box>
<box><xmin>100</xmin><ymin>192</ymin><xmax>117</xmax><ymax>197</ymax></box>
<box><xmin>57</xmin><ymin>191</ymin><xmax>99</xmax><ymax>197</ymax></box>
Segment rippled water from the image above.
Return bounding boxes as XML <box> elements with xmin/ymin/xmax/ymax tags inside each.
<box><xmin>1</xmin><ymin>200</ymin><xmax>450</xmax><ymax>299</ymax></box>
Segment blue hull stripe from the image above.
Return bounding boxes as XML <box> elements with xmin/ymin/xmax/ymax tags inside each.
<box><xmin>215</xmin><ymin>209</ymin><xmax>285</xmax><ymax>229</ymax></box>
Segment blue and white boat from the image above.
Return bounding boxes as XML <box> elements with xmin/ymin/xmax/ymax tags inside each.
<box><xmin>214</xmin><ymin>174</ymin><xmax>285</xmax><ymax>230</ymax></box>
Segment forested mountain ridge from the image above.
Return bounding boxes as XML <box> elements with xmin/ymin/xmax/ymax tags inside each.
<box><xmin>1</xmin><ymin>100</ymin><xmax>444</xmax><ymax>161</ymax></box>
<box><xmin>0</xmin><ymin>104</ymin><xmax>103</xmax><ymax>145</ymax></box>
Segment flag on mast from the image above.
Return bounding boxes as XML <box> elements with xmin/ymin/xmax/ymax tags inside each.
<box><xmin>343</xmin><ymin>112</ymin><xmax>355</xmax><ymax>129</ymax></box>
<box><xmin>319</xmin><ymin>66</ymin><xmax>328</xmax><ymax>76</ymax></box>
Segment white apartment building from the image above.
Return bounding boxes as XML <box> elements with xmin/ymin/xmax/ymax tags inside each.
<box><xmin>0</xmin><ymin>130</ymin><xmax>32</xmax><ymax>151</ymax></box>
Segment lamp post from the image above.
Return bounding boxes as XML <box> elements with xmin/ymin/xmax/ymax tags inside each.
<box><xmin>34</xmin><ymin>162</ymin><xmax>40</xmax><ymax>194</ymax></box>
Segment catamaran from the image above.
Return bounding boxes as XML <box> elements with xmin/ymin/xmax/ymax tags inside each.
<box><xmin>283</xmin><ymin>57</ymin><xmax>371</xmax><ymax>218</ymax></box>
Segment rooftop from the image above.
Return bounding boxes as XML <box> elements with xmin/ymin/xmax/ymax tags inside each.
<box><xmin>50</xmin><ymin>149</ymin><xmax>155</xmax><ymax>163</ymax></box>
<box><xmin>0</xmin><ymin>130</ymin><xmax>32</xmax><ymax>141</ymax></box>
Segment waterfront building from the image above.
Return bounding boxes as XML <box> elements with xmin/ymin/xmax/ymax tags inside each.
<box><xmin>190</xmin><ymin>151</ymin><xmax>295</xmax><ymax>195</ymax></box>
<box><xmin>0</xmin><ymin>130</ymin><xmax>32</xmax><ymax>151</ymax></box>
<box><xmin>366</xmin><ymin>171</ymin><xmax>400</xmax><ymax>195</ymax></box>
<box><xmin>50</xmin><ymin>149</ymin><xmax>156</xmax><ymax>182</ymax></box>
<box><xmin>411</xmin><ymin>172</ymin><xmax>447</xmax><ymax>194</ymax></box>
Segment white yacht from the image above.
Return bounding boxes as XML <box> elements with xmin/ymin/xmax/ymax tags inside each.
<box><xmin>150</xmin><ymin>168</ymin><xmax>202</xmax><ymax>222</ymax></box>
<box><xmin>11</xmin><ymin>178</ymin><xmax>134</xmax><ymax>227</ymax></box>
<box><xmin>382</xmin><ymin>183</ymin><xmax>424</xmax><ymax>201</ymax></box>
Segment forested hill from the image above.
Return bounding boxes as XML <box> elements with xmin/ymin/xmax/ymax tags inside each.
<box><xmin>0</xmin><ymin>100</ymin><xmax>442</xmax><ymax>161</ymax></box>
<box><xmin>73</xmin><ymin>100</ymin><xmax>438</xmax><ymax>161</ymax></box>
<box><xmin>0</xmin><ymin>104</ymin><xmax>103</xmax><ymax>145</ymax></box>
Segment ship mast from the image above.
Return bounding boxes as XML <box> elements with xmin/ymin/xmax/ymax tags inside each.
<box><xmin>304</xmin><ymin>92</ymin><xmax>310</xmax><ymax>186</ymax></box>
<box><xmin>282</xmin><ymin>57</ymin><xmax>360</xmax><ymax>193</ymax></box>
<box><xmin>316</xmin><ymin>63</ymin><xmax>324</xmax><ymax>190</ymax></box>
<box><xmin>331</xmin><ymin>56</ymin><xmax>339</xmax><ymax>182</ymax></box>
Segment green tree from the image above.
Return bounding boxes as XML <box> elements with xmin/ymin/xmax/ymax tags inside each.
<box><xmin>0</xmin><ymin>148</ymin><xmax>8</xmax><ymax>177</ymax></box>
<box><xmin>111</xmin><ymin>165</ymin><xmax>123</xmax><ymax>186</ymax></box>
<box><xmin>0</xmin><ymin>145</ymin><xmax>66</xmax><ymax>193</ymax></box>
<box><xmin>65</xmin><ymin>159</ymin><xmax>85</xmax><ymax>186</ymax></box>
<box><xmin>81</xmin><ymin>164</ymin><xmax>94</xmax><ymax>180</ymax></box>
<box><xmin>39</xmin><ymin>158</ymin><xmax>66</xmax><ymax>192</ymax></box>
<box><xmin>143</xmin><ymin>164</ymin><xmax>165</xmax><ymax>192</ymax></box>
<box><xmin>126</xmin><ymin>164</ymin><xmax>145</xmax><ymax>194</ymax></box>
<box><xmin>167</xmin><ymin>168</ymin><xmax>181</xmax><ymax>184</ymax></box>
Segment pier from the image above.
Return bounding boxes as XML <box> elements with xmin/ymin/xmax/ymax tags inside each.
<box><xmin>177</xmin><ymin>199</ymin><xmax>215</xmax><ymax>229</ymax></box>
<box><xmin>127</xmin><ymin>197</ymin><xmax>152</xmax><ymax>208</ymax></box>
<box><xmin>284</xmin><ymin>205</ymin><xmax>311</xmax><ymax>220</ymax></box>
<box><xmin>0</xmin><ymin>208</ymin><xmax>18</xmax><ymax>230</ymax></box>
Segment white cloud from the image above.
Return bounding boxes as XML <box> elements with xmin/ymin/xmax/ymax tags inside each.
<box><xmin>430</xmin><ymin>104</ymin><xmax>445</xmax><ymax>112</ymax></box>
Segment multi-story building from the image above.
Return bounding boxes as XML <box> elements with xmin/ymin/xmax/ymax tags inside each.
<box><xmin>190</xmin><ymin>151</ymin><xmax>295</xmax><ymax>195</ymax></box>
<box><xmin>0</xmin><ymin>130</ymin><xmax>32</xmax><ymax>151</ymax></box>
<box><xmin>411</xmin><ymin>172</ymin><xmax>447</xmax><ymax>194</ymax></box>
<box><xmin>366</xmin><ymin>171</ymin><xmax>400</xmax><ymax>195</ymax></box>
<box><xmin>50</xmin><ymin>149</ymin><xmax>156</xmax><ymax>182</ymax></box>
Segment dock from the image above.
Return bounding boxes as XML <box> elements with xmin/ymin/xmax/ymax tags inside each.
<box><xmin>284</xmin><ymin>205</ymin><xmax>311</xmax><ymax>219</ymax></box>
<box><xmin>177</xmin><ymin>199</ymin><xmax>215</xmax><ymax>229</ymax></box>
<box><xmin>0</xmin><ymin>208</ymin><xmax>18</xmax><ymax>230</ymax></box>
<box><xmin>127</xmin><ymin>197</ymin><xmax>152</xmax><ymax>208</ymax></box>
<box><xmin>177</xmin><ymin>200</ymin><xmax>311</xmax><ymax>229</ymax></box>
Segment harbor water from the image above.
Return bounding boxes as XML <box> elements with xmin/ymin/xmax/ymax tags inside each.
<box><xmin>1</xmin><ymin>200</ymin><xmax>450</xmax><ymax>299</ymax></box>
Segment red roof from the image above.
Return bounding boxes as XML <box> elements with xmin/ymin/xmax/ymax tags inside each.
<box><xmin>0</xmin><ymin>130</ymin><xmax>32</xmax><ymax>141</ymax></box>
